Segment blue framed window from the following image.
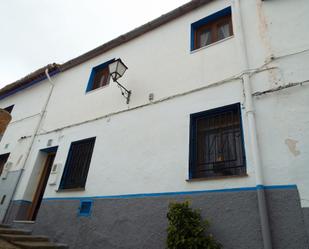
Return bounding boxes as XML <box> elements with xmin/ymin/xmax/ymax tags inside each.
<box><xmin>191</xmin><ymin>7</ymin><xmax>233</xmax><ymax>51</ymax></box>
<box><xmin>59</xmin><ymin>137</ymin><xmax>96</xmax><ymax>190</ymax></box>
<box><xmin>189</xmin><ymin>103</ymin><xmax>246</xmax><ymax>179</ymax></box>
<box><xmin>78</xmin><ymin>200</ymin><xmax>93</xmax><ymax>216</ymax></box>
<box><xmin>86</xmin><ymin>59</ymin><xmax>115</xmax><ymax>92</ymax></box>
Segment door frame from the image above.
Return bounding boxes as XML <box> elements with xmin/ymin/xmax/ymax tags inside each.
<box><xmin>27</xmin><ymin>147</ymin><xmax>57</xmax><ymax>221</ymax></box>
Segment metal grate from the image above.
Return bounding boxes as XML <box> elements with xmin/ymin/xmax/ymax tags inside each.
<box><xmin>60</xmin><ymin>137</ymin><xmax>96</xmax><ymax>189</ymax></box>
<box><xmin>190</xmin><ymin>103</ymin><xmax>246</xmax><ymax>178</ymax></box>
<box><xmin>79</xmin><ymin>200</ymin><xmax>93</xmax><ymax>216</ymax></box>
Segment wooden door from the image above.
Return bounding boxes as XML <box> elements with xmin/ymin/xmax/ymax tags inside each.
<box><xmin>27</xmin><ymin>153</ymin><xmax>56</xmax><ymax>221</ymax></box>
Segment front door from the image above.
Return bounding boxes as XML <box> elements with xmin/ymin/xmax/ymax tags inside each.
<box><xmin>27</xmin><ymin>152</ymin><xmax>56</xmax><ymax>220</ymax></box>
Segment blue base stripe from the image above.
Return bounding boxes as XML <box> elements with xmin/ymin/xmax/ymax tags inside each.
<box><xmin>13</xmin><ymin>200</ymin><xmax>32</xmax><ymax>204</ymax></box>
<box><xmin>31</xmin><ymin>184</ymin><xmax>297</xmax><ymax>202</ymax></box>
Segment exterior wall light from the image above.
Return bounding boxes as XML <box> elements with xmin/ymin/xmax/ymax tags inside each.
<box><xmin>108</xmin><ymin>58</ymin><xmax>131</xmax><ymax>104</ymax></box>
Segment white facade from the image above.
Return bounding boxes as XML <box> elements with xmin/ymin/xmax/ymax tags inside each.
<box><xmin>0</xmin><ymin>0</ymin><xmax>309</xmax><ymax>219</ymax></box>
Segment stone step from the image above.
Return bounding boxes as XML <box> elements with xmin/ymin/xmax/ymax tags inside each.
<box><xmin>0</xmin><ymin>223</ymin><xmax>11</xmax><ymax>228</ymax></box>
<box><xmin>0</xmin><ymin>228</ymin><xmax>32</xmax><ymax>235</ymax></box>
<box><xmin>13</xmin><ymin>241</ymin><xmax>69</xmax><ymax>249</ymax></box>
<box><xmin>0</xmin><ymin>238</ymin><xmax>21</xmax><ymax>249</ymax></box>
<box><xmin>0</xmin><ymin>233</ymin><xmax>50</xmax><ymax>242</ymax></box>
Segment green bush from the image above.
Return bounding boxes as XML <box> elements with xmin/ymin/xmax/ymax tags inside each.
<box><xmin>166</xmin><ymin>201</ymin><xmax>222</xmax><ymax>249</ymax></box>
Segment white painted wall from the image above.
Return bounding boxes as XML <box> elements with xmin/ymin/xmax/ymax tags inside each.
<box><xmin>38</xmin><ymin>0</ymin><xmax>249</xmax><ymax>132</ymax></box>
<box><xmin>0</xmin><ymin>0</ymin><xmax>308</xmax><ymax>209</ymax></box>
<box><xmin>0</xmin><ymin>82</ymin><xmax>52</xmax><ymax>170</ymax></box>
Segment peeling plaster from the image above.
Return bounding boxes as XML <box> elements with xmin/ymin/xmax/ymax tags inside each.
<box><xmin>285</xmin><ymin>138</ymin><xmax>300</xmax><ymax>156</ymax></box>
<box><xmin>256</xmin><ymin>0</ymin><xmax>280</xmax><ymax>87</ymax></box>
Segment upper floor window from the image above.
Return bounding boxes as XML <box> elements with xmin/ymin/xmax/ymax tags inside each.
<box><xmin>189</xmin><ymin>103</ymin><xmax>246</xmax><ymax>179</ymax></box>
<box><xmin>86</xmin><ymin>59</ymin><xmax>115</xmax><ymax>92</ymax></box>
<box><xmin>59</xmin><ymin>137</ymin><xmax>96</xmax><ymax>190</ymax></box>
<box><xmin>191</xmin><ymin>7</ymin><xmax>233</xmax><ymax>51</ymax></box>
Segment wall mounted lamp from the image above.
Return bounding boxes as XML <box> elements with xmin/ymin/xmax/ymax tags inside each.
<box><xmin>109</xmin><ymin>59</ymin><xmax>131</xmax><ymax>104</ymax></box>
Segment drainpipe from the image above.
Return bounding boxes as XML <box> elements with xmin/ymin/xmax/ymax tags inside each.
<box><xmin>233</xmin><ymin>1</ymin><xmax>272</xmax><ymax>249</ymax></box>
<box><xmin>19</xmin><ymin>68</ymin><xmax>55</xmax><ymax>171</ymax></box>
<box><xmin>4</xmin><ymin>68</ymin><xmax>56</xmax><ymax>222</ymax></box>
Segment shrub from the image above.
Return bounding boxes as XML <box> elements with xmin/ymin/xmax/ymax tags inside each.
<box><xmin>166</xmin><ymin>201</ymin><xmax>222</xmax><ymax>249</ymax></box>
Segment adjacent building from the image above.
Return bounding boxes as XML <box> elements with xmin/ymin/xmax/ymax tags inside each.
<box><xmin>0</xmin><ymin>0</ymin><xmax>308</xmax><ymax>248</ymax></box>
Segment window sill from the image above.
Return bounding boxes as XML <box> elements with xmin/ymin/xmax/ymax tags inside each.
<box><xmin>13</xmin><ymin>220</ymin><xmax>35</xmax><ymax>224</ymax></box>
<box><xmin>186</xmin><ymin>173</ymin><xmax>248</xmax><ymax>182</ymax></box>
<box><xmin>56</xmin><ymin>187</ymin><xmax>85</xmax><ymax>192</ymax></box>
<box><xmin>190</xmin><ymin>35</ymin><xmax>234</xmax><ymax>54</ymax></box>
<box><xmin>85</xmin><ymin>84</ymin><xmax>110</xmax><ymax>95</ymax></box>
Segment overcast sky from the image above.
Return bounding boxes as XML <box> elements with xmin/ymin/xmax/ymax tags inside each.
<box><xmin>0</xmin><ymin>0</ymin><xmax>188</xmax><ymax>88</ymax></box>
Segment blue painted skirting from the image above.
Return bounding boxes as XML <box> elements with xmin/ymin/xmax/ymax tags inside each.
<box><xmin>37</xmin><ymin>184</ymin><xmax>297</xmax><ymax>201</ymax></box>
<box><xmin>13</xmin><ymin>184</ymin><xmax>297</xmax><ymax>203</ymax></box>
<box><xmin>13</xmin><ymin>200</ymin><xmax>32</xmax><ymax>204</ymax></box>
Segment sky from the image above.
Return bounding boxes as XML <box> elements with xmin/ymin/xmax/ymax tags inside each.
<box><xmin>0</xmin><ymin>0</ymin><xmax>189</xmax><ymax>88</ymax></box>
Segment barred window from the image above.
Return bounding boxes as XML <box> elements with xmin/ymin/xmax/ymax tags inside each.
<box><xmin>59</xmin><ymin>137</ymin><xmax>96</xmax><ymax>189</ymax></box>
<box><xmin>189</xmin><ymin>103</ymin><xmax>246</xmax><ymax>179</ymax></box>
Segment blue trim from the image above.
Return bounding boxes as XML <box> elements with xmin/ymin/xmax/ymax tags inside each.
<box><xmin>190</xmin><ymin>6</ymin><xmax>231</xmax><ymax>51</ymax></box>
<box><xmin>86</xmin><ymin>58</ymin><xmax>115</xmax><ymax>93</ymax></box>
<box><xmin>78</xmin><ymin>199</ymin><xmax>93</xmax><ymax>217</ymax></box>
<box><xmin>257</xmin><ymin>184</ymin><xmax>297</xmax><ymax>190</ymax></box>
<box><xmin>12</xmin><ymin>200</ymin><xmax>32</xmax><ymax>204</ymax></box>
<box><xmin>0</xmin><ymin>69</ymin><xmax>60</xmax><ymax>100</ymax></box>
<box><xmin>41</xmin><ymin>184</ymin><xmax>297</xmax><ymax>201</ymax></box>
<box><xmin>40</xmin><ymin>146</ymin><xmax>58</xmax><ymax>153</ymax></box>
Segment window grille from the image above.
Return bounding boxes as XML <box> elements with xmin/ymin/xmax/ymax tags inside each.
<box><xmin>60</xmin><ymin>137</ymin><xmax>96</xmax><ymax>189</ymax></box>
<box><xmin>79</xmin><ymin>200</ymin><xmax>93</xmax><ymax>216</ymax></box>
<box><xmin>189</xmin><ymin>103</ymin><xmax>246</xmax><ymax>178</ymax></box>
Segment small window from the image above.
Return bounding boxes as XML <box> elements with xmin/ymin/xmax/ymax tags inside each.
<box><xmin>78</xmin><ymin>200</ymin><xmax>93</xmax><ymax>216</ymax></box>
<box><xmin>59</xmin><ymin>137</ymin><xmax>96</xmax><ymax>190</ymax></box>
<box><xmin>3</xmin><ymin>105</ymin><xmax>14</xmax><ymax>114</ymax></box>
<box><xmin>191</xmin><ymin>7</ymin><xmax>233</xmax><ymax>51</ymax></box>
<box><xmin>86</xmin><ymin>59</ymin><xmax>115</xmax><ymax>92</ymax></box>
<box><xmin>0</xmin><ymin>153</ymin><xmax>10</xmax><ymax>176</ymax></box>
<box><xmin>189</xmin><ymin>103</ymin><xmax>246</xmax><ymax>179</ymax></box>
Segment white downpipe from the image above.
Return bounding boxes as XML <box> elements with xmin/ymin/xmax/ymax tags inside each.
<box><xmin>233</xmin><ymin>0</ymin><xmax>272</xmax><ymax>249</ymax></box>
<box><xmin>243</xmin><ymin>73</ymin><xmax>264</xmax><ymax>186</ymax></box>
<box><xmin>19</xmin><ymin>68</ymin><xmax>55</xmax><ymax>170</ymax></box>
<box><xmin>9</xmin><ymin>68</ymin><xmax>55</xmax><ymax>207</ymax></box>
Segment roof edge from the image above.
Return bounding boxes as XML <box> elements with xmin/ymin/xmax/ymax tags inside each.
<box><xmin>0</xmin><ymin>0</ymin><xmax>213</xmax><ymax>99</ymax></box>
<box><xmin>0</xmin><ymin>64</ymin><xmax>60</xmax><ymax>100</ymax></box>
<box><xmin>60</xmin><ymin>0</ymin><xmax>213</xmax><ymax>71</ymax></box>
